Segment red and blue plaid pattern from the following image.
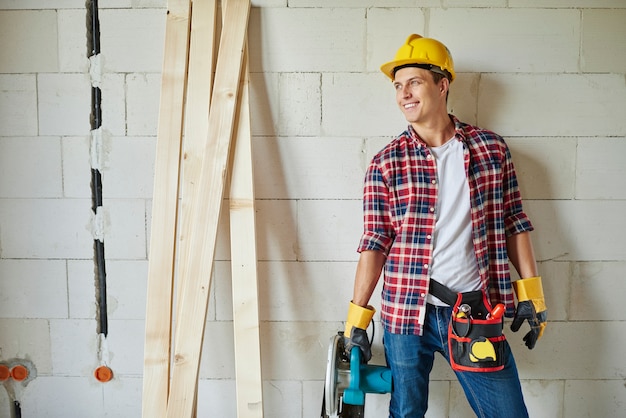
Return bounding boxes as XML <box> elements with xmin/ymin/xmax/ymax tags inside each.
<box><xmin>358</xmin><ymin>116</ymin><xmax>533</xmax><ymax>335</ymax></box>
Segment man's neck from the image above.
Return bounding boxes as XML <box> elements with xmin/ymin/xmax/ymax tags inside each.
<box><xmin>411</xmin><ymin>114</ymin><xmax>455</xmax><ymax>147</ymax></box>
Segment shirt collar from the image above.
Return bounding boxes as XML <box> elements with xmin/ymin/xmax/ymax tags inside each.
<box><xmin>406</xmin><ymin>114</ymin><xmax>466</xmax><ymax>146</ymax></box>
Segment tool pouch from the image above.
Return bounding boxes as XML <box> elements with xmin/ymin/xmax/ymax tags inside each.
<box><xmin>430</xmin><ymin>280</ymin><xmax>506</xmax><ymax>373</ymax></box>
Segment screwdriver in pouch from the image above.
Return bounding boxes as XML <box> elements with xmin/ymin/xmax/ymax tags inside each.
<box><xmin>487</xmin><ymin>303</ymin><xmax>505</xmax><ymax>320</ymax></box>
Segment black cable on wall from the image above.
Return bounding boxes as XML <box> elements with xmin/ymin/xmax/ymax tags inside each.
<box><xmin>87</xmin><ymin>0</ymin><xmax>108</xmax><ymax>338</ymax></box>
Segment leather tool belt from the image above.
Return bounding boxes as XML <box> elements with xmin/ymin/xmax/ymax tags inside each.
<box><xmin>429</xmin><ymin>279</ymin><xmax>506</xmax><ymax>372</ymax></box>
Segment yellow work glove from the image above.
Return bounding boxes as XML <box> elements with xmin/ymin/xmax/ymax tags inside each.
<box><xmin>344</xmin><ymin>302</ymin><xmax>375</xmax><ymax>362</ymax></box>
<box><xmin>510</xmin><ymin>276</ymin><xmax>547</xmax><ymax>349</ymax></box>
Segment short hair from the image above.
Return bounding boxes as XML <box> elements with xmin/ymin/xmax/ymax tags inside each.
<box><xmin>431</xmin><ymin>72</ymin><xmax>446</xmax><ymax>84</ymax></box>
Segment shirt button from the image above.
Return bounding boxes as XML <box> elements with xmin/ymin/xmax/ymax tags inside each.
<box><xmin>426</xmin><ymin>234</ymin><xmax>432</xmax><ymax>240</ymax></box>
<box><xmin>424</xmin><ymin>263</ymin><xmax>429</xmax><ymax>269</ymax></box>
<box><xmin>431</xmin><ymin>179</ymin><xmax>436</xmax><ymax>184</ymax></box>
<box><xmin>429</xmin><ymin>207</ymin><xmax>435</xmax><ymax>212</ymax></box>
<box><xmin>420</xmin><ymin>292</ymin><xmax>426</xmax><ymax>297</ymax></box>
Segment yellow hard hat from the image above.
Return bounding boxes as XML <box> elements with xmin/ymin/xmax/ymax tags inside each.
<box><xmin>380</xmin><ymin>34</ymin><xmax>455</xmax><ymax>82</ymax></box>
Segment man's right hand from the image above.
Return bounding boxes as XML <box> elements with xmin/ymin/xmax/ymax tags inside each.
<box><xmin>344</xmin><ymin>302</ymin><xmax>375</xmax><ymax>362</ymax></box>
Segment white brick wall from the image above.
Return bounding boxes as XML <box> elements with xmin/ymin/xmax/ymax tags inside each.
<box><xmin>431</xmin><ymin>8</ymin><xmax>581</xmax><ymax>74</ymax></box>
<box><xmin>0</xmin><ymin>11</ymin><xmax>59</xmax><ymax>73</ymax></box>
<box><xmin>478</xmin><ymin>74</ymin><xmax>626</xmax><ymax>137</ymax></box>
<box><xmin>249</xmin><ymin>8</ymin><xmax>366</xmax><ymax>72</ymax></box>
<box><xmin>0</xmin><ymin>75</ymin><xmax>38</xmax><ymax>136</ymax></box>
<box><xmin>38</xmin><ymin>73</ymin><xmax>92</xmax><ymax>136</ymax></box>
<box><xmin>1</xmin><ymin>2</ymin><xmax>625</xmax><ymax>418</ymax></box>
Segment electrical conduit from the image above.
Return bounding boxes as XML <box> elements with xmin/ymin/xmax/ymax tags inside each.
<box><xmin>87</xmin><ymin>0</ymin><xmax>112</xmax><ymax>382</ymax></box>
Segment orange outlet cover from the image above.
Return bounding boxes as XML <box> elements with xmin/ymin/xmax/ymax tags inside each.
<box><xmin>94</xmin><ymin>365</ymin><xmax>113</xmax><ymax>382</ymax></box>
<box><xmin>0</xmin><ymin>365</ymin><xmax>10</xmax><ymax>381</ymax></box>
<box><xmin>11</xmin><ymin>365</ymin><xmax>28</xmax><ymax>382</ymax></box>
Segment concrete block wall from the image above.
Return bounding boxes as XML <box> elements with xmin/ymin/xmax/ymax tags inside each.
<box><xmin>0</xmin><ymin>0</ymin><xmax>625</xmax><ymax>417</ymax></box>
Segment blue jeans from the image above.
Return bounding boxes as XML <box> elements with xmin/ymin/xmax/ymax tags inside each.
<box><xmin>384</xmin><ymin>304</ymin><xmax>528</xmax><ymax>418</ymax></box>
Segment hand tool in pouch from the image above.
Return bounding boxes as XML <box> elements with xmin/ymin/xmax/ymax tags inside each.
<box><xmin>429</xmin><ymin>279</ymin><xmax>507</xmax><ymax>372</ymax></box>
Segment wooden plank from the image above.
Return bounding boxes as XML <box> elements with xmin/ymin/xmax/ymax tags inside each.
<box><xmin>177</xmin><ymin>0</ymin><xmax>218</xmax><ymax>332</ymax></box>
<box><xmin>229</xmin><ymin>42</ymin><xmax>264</xmax><ymax>418</ymax></box>
<box><xmin>142</xmin><ymin>1</ymin><xmax>191</xmax><ymax>418</ymax></box>
<box><xmin>179</xmin><ymin>0</ymin><xmax>217</xmax><ymax>220</ymax></box>
<box><xmin>166</xmin><ymin>1</ymin><xmax>251</xmax><ymax>417</ymax></box>
<box><xmin>178</xmin><ymin>2</ymin><xmax>218</xmax><ymax>416</ymax></box>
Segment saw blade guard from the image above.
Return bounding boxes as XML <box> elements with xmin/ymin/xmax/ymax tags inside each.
<box><xmin>324</xmin><ymin>333</ymin><xmax>351</xmax><ymax>417</ymax></box>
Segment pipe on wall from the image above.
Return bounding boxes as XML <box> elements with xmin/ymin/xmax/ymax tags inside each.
<box><xmin>86</xmin><ymin>0</ymin><xmax>108</xmax><ymax>339</ymax></box>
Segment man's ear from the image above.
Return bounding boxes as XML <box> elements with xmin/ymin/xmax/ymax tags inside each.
<box><xmin>440</xmin><ymin>77</ymin><xmax>450</xmax><ymax>95</ymax></box>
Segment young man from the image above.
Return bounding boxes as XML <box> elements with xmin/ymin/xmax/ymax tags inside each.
<box><xmin>343</xmin><ymin>35</ymin><xmax>547</xmax><ymax>418</ymax></box>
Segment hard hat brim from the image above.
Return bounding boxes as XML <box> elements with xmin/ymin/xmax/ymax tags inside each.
<box><xmin>381</xmin><ymin>58</ymin><xmax>418</xmax><ymax>80</ymax></box>
<box><xmin>380</xmin><ymin>58</ymin><xmax>455</xmax><ymax>81</ymax></box>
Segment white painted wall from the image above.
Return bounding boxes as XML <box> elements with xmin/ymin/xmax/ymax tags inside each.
<box><xmin>1</xmin><ymin>0</ymin><xmax>625</xmax><ymax>417</ymax></box>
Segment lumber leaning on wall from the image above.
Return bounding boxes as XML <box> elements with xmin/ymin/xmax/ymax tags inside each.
<box><xmin>229</xmin><ymin>42</ymin><xmax>264</xmax><ymax>417</ymax></box>
<box><xmin>142</xmin><ymin>1</ymin><xmax>191</xmax><ymax>417</ymax></box>
<box><xmin>166</xmin><ymin>1</ymin><xmax>251</xmax><ymax>417</ymax></box>
<box><xmin>176</xmin><ymin>1</ymin><xmax>218</xmax><ymax>413</ymax></box>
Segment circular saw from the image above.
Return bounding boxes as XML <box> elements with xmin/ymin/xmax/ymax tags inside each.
<box><xmin>321</xmin><ymin>332</ymin><xmax>392</xmax><ymax>418</ymax></box>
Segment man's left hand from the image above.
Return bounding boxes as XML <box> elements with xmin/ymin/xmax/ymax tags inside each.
<box><xmin>511</xmin><ymin>276</ymin><xmax>547</xmax><ymax>349</ymax></box>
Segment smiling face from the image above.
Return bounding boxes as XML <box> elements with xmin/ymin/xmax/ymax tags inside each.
<box><xmin>393</xmin><ymin>66</ymin><xmax>449</xmax><ymax>127</ymax></box>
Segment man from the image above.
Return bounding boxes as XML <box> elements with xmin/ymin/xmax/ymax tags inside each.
<box><xmin>343</xmin><ymin>34</ymin><xmax>547</xmax><ymax>418</ymax></box>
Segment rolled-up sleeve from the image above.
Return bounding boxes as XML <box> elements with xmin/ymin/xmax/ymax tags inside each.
<box><xmin>504</xmin><ymin>212</ymin><xmax>534</xmax><ymax>236</ymax></box>
<box><xmin>357</xmin><ymin>162</ymin><xmax>394</xmax><ymax>255</ymax></box>
<box><xmin>501</xmin><ymin>143</ymin><xmax>534</xmax><ymax>237</ymax></box>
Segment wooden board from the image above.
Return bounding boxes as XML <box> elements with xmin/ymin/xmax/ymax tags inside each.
<box><xmin>177</xmin><ymin>2</ymin><xmax>218</xmax><ymax>415</ymax></box>
<box><xmin>166</xmin><ymin>1</ymin><xmax>251</xmax><ymax>417</ymax></box>
<box><xmin>177</xmin><ymin>0</ymin><xmax>218</xmax><ymax>333</ymax></box>
<box><xmin>179</xmin><ymin>0</ymin><xmax>217</xmax><ymax>228</ymax></box>
<box><xmin>229</xmin><ymin>43</ymin><xmax>264</xmax><ymax>417</ymax></box>
<box><xmin>142</xmin><ymin>2</ymin><xmax>191</xmax><ymax>418</ymax></box>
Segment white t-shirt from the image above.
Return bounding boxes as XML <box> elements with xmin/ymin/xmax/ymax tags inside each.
<box><xmin>426</xmin><ymin>138</ymin><xmax>481</xmax><ymax>306</ymax></box>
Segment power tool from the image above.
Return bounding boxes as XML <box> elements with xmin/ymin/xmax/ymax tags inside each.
<box><xmin>321</xmin><ymin>332</ymin><xmax>392</xmax><ymax>418</ymax></box>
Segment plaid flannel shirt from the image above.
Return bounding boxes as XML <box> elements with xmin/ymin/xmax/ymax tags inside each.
<box><xmin>358</xmin><ymin>115</ymin><xmax>533</xmax><ymax>335</ymax></box>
